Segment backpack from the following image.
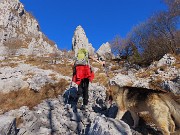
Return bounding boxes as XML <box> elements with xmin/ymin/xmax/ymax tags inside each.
<box><xmin>75</xmin><ymin>48</ymin><xmax>89</xmax><ymax>65</ymax></box>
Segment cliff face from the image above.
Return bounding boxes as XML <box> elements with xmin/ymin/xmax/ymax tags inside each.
<box><xmin>0</xmin><ymin>0</ymin><xmax>57</xmax><ymax>58</ymax></box>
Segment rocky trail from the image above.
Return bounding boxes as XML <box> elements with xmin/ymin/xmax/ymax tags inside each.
<box><xmin>0</xmin><ymin>0</ymin><xmax>179</xmax><ymax>134</ymax></box>
<box><xmin>1</xmin><ymin>83</ymin><xmax>130</xmax><ymax>135</ymax></box>
<box><xmin>1</xmin><ymin>82</ymin><xmax>165</xmax><ymax>135</ymax></box>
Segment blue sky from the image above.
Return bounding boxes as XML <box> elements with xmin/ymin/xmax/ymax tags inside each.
<box><xmin>20</xmin><ymin>0</ymin><xmax>167</xmax><ymax>51</ymax></box>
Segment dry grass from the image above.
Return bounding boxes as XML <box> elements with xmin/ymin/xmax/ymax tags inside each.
<box><xmin>0</xmin><ymin>79</ymin><xmax>69</xmax><ymax>114</ymax></box>
<box><xmin>54</xmin><ymin>63</ymin><xmax>72</xmax><ymax>76</ymax></box>
<box><xmin>136</xmin><ymin>67</ymin><xmax>158</xmax><ymax>78</ymax></box>
<box><xmin>40</xmin><ymin>62</ymin><xmax>72</xmax><ymax>77</ymax></box>
<box><xmin>91</xmin><ymin>61</ymin><xmax>103</xmax><ymax>69</ymax></box>
<box><xmin>24</xmin><ymin>56</ymin><xmax>72</xmax><ymax>77</ymax></box>
<box><xmin>23</xmin><ymin>72</ymin><xmax>35</xmax><ymax>81</ymax></box>
<box><xmin>4</xmin><ymin>38</ymin><xmax>25</xmax><ymax>53</ymax></box>
<box><xmin>149</xmin><ymin>77</ymin><xmax>165</xmax><ymax>91</ymax></box>
<box><xmin>110</xmin><ymin>65</ymin><xmax>120</xmax><ymax>71</ymax></box>
<box><xmin>93</xmin><ymin>70</ymin><xmax>114</xmax><ymax>88</ymax></box>
<box><xmin>93</xmin><ymin>72</ymin><xmax>108</xmax><ymax>85</ymax></box>
<box><xmin>25</xmin><ymin>56</ymin><xmax>45</xmax><ymax>66</ymax></box>
<box><xmin>0</xmin><ymin>62</ymin><xmax>19</xmax><ymax>68</ymax></box>
<box><xmin>42</xmin><ymin>34</ymin><xmax>55</xmax><ymax>46</ymax></box>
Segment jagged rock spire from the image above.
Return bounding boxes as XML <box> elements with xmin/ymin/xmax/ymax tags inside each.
<box><xmin>72</xmin><ymin>25</ymin><xmax>95</xmax><ymax>56</ymax></box>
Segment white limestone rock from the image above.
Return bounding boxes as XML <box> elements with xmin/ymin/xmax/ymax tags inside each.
<box><xmin>111</xmin><ymin>73</ymin><xmax>135</xmax><ymax>87</ymax></box>
<box><xmin>161</xmin><ymin>78</ymin><xmax>180</xmax><ymax>95</ymax></box>
<box><xmin>96</xmin><ymin>42</ymin><xmax>113</xmax><ymax>59</ymax></box>
<box><xmin>0</xmin><ymin>63</ymin><xmax>71</xmax><ymax>93</ymax></box>
<box><xmin>27</xmin><ymin>74</ymin><xmax>54</xmax><ymax>91</ymax></box>
<box><xmin>89</xmin><ymin>116</ymin><xmax>132</xmax><ymax>135</ymax></box>
<box><xmin>111</xmin><ymin>54</ymin><xmax>180</xmax><ymax>94</ymax></box>
<box><xmin>0</xmin><ymin>0</ymin><xmax>58</xmax><ymax>56</ymax></box>
<box><xmin>72</xmin><ymin>25</ymin><xmax>95</xmax><ymax>56</ymax></box>
<box><xmin>157</xmin><ymin>54</ymin><xmax>176</xmax><ymax>67</ymax></box>
<box><xmin>38</xmin><ymin>127</ymin><xmax>51</xmax><ymax>135</ymax></box>
<box><xmin>0</xmin><ymin>116</ymin><xmax>17</xmax><ymax>135</ymax></box>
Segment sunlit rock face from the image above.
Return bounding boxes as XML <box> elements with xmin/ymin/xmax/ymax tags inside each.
<box><xmin>96</xmin><ymin>42</ymin><xmax>113</xmax><ymax>59</ymax></box>
<box><xmin>111</xmin><ymin>54</ymin><xmax>180</xmax><ymax>95</ymax></box>
<box><xmin>0</xmin><ymin>0</ymin><xmax>57</xmax><ymax>57</ymax></box>
<box><xmin>72</xmin><ymin>25</ymin><xmax>95</xmax><ymax>56</ymax></box>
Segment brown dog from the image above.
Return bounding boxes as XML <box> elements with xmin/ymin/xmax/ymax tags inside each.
<box><xmin>106</xmin><ymin>84</ymin><xmax>180</xmax><ymax>135</ymax></box>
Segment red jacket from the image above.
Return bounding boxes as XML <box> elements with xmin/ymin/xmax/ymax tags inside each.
<box><xmin>72</xmin><ymin>65</ymin><xmax>94</xmax><ymax>85</ymax></box>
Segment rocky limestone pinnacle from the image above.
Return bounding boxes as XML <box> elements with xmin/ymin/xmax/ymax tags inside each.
<box><xmin>72</xmin><ymin>25</ymin><xmax>95</xmax><ymax>56</ymax></box>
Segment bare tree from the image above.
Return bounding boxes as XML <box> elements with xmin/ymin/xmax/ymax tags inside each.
<box><xmin>127</xmin><ymin>10</ymin><xmax>179</xmax><ymax>65</ymax></box>
<box><xmin>164</xmin><ymin>0</ymin><xmax>180</xmax><ymax>17</ymax></box>
<box><xmin>110</xmin><ymin>35</ymin><xmax>131</xmax><ymax>58</ymax></box>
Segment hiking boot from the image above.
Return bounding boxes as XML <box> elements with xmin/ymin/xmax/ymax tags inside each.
<box><xmin>77</xmin><ymin>96</ymin><xmax>83</xmax><ymax>109</ymax></box>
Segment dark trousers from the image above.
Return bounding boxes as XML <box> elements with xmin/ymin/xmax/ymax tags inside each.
<box><xmin>77</xmin><ymin>78</ymin><xmax>89</xmax><ymax>105</ymax></box>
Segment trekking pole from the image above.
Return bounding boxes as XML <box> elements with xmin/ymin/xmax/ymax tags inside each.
<box><xmin>66</xmin><ymin>62</ymin><xmax>75</xmax><ymax>105</ymax></box>
<box><xmin>66</xmin><ymin>81</ymin><xmax>73</xmax><ymax>104</ymax></box>
<box><xmin>64</xmin><ymin>77</ymin><xmax>73</xmax><ymax>110</ymax></box>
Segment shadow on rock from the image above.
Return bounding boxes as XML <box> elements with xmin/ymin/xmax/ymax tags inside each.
<box><xmin>63</xmin><ymin>86</ymin><xmax>78</xmax><ymax>105</ymax></box>
<box><xmin>92</xmin><ymin>98</ymin><xmax>118</xmax><ymax>118</ymax></box>
<box><xmin>63</xmin><ymin>86</ymin><xmax>80</xmax><ymax>113</ymax></box>
<box><xmin>46</xmin><ymin>100</ymin><xmax>55</xmax><ymax>135</ymax></box>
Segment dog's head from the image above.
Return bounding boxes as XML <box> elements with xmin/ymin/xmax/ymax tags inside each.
<box><xmin>105</xmin><ymin>88</ymin><xmax>113</xmax><ymax>103</ymax></box>
<box><xmin>105</xmin><ymin>84</ymin><xmax>120</xmax><ymax>106</ymax></box>
<box><xmin>105</xmin><ymin>88</ymin><xmax>113</xmax><ymax>108</ymax></box>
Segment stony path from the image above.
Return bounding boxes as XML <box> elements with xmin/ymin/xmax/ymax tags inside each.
<box><xmin>1</xmin><ymin>82</ymin><xmax>165</xmax><ymax>135</ymax></box>
<box><xmin>2</xmin><ymin>83</ymin><xmax>132</xmax><ymax>135</ymax></box>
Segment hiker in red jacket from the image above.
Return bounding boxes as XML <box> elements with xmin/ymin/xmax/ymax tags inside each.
<box><xmin>72</xmin><ymin>48</ymin><xmax>105</xmax><ymax>110</ymax></box>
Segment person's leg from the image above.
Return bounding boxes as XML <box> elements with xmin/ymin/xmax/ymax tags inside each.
<box><xmin>77</xmin><ymin>80</ymin><xmax>84</xmax><ymax>108</ymax></box>
<box><xmin>77</xmin><ymin>80</ymin><xmax>84</xmax><ymax>98</ymax></box>
<box><xmin>83</xmin><ymin>78</ymin><xmax>89</xmax><ymax>106</ymax></box>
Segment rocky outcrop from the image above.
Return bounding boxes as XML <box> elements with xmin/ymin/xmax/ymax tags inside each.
<box><xmin>111</xmin><ymin>54</ymin><xmax>180</xmax><ymax>95</ymax></box>
<box><xmin>0</xmin><ymin>116</ymin><xmax>17</xmax><ymax>135</ymax></box>
<box><xmin>0</xmin><ymin>63</ymin><xmax>71</xmax><ymax>93</ymax></box>
<box><xmin>2</xmin><ymin>83</ymin><xmax>133</xmax><ymax>135</ymax></box>
<box><xmin>0</xmin><ymin>0</ymin><xmax>57</xmax><ymax>57</ymax></box>
<box><xmin>96</xmin><ymin>42</ymin><xmax>113</xmax><ymax>59</ymax></box>
<box><xmin>72</xmin><ymin>25</ymin><xmax>95</xmax><ymax>56</ymax></box>
<box><xmin>89</xmin><ymin>116</ymin><xmax>132</xmax><ymax>135</ymax></box>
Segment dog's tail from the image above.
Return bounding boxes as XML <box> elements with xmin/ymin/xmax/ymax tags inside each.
<box><xmin>160</xmin><ymin>94</ymin><xmax>180</xmax><ymax>128</ymax></box>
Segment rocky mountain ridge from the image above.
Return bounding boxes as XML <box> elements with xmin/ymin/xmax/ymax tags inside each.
<box><xmin>0</xmin><ymin>0</ymin><xmax>58</xmax><ymax>59</ymax></box>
